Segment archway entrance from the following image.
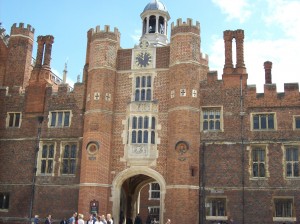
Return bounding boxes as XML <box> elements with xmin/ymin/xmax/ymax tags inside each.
<box><xmin>112</xmin><ymin>167</ymin><xmax>166</xmax><ymax>224</ymax></box>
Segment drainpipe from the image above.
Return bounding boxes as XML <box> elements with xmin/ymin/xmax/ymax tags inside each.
<box><xmin>28</xmin><ymin>116</ymin><xmax>43</xmax><ymax>223</ymax></box>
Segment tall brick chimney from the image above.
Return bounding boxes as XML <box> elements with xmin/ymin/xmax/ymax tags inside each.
<box><xmin>264</xmin><ymin>61</ymin><xmax>272</xmax><ymax>84</ymax></box>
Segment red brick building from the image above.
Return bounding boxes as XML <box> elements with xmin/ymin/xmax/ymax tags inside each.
<box><xmin>1</xmin><ymin>1</ymin><xmax>300</xmax><ymax>224</ymax></box>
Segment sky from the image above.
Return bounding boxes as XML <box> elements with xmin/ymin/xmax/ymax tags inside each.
<box><xmin>1</xmin><ymin>0</ymin><xmax>300</xmax><ymax>92</ymax></box>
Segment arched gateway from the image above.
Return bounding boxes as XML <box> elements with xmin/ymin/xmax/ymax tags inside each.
<box><xmin>111</xmin><ymin>167</ymin><xmax>166</xmax><ymax>224</ymax></box>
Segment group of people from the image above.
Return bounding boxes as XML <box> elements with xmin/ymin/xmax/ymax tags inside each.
<box><xmin>66</xmin><ymin>212</ymin><xmax>114</xmax><ymax>224</ymax></box>
<box><xmin>33</xmin><ymin>212</ymin><xmax>114</xmax><ymax>224</ymax></box>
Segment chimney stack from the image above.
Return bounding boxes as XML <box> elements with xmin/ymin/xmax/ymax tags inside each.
<box><xmin>264</xmin><ymin>61</ymin><xmax>272</xmax><ymax>84</ymax></box>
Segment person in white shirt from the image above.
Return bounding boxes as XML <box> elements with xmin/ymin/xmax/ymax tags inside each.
<box><xmin>106</xmin><ymin>214</ymin><xmax>113</xmax><ymax>224</ymax></box>
<box><xmin>77</xmin><ymin>214</ymin><xmax>84</xmax><ymax>224</ymax></box>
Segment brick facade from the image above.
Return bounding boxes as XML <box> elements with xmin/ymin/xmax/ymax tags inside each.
<box><xmin>1</xmin><ymin>1</ymin><xmax>300</xmax><ymax>224</ymax></box>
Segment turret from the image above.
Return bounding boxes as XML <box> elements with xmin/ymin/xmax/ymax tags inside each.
<box><xmin>166</xmin><ymin>17</ymin><xmax>206</xmax><ymax>224</ymax></box>
<box><xmin>170</xmin><ymin>18</ymin><xmax>201</xmax><ymax>65</ymax></box>
<box><xmin>4</xmin><ymin>23</ymin><xmax>35</xmax><ymax>89</ymax></box>
<box><xmin>79</xmin><ymin>24</ymin><xmax>120</xmax><ymax>214</ymax></box>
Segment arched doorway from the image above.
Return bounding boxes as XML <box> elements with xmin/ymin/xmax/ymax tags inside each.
<box><xmin>111</xmin><ymin>167</ymin><xmax>166</xmax><ymax>224</ymax></box>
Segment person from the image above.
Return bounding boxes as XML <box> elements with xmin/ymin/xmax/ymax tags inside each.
<box><xmin>145</xmin><ymin>215</ymin><xmax>151</xmax><ymax>224</ymax></box>
<box><xmin>126</xmin><ymin>217</ymin><xmax>133</xmax><ymax>224</ymax></box>
<box><xmin>152</xmin><ymin>218</ymin><xmax>158</xmax><ymax>224</ymax></box>
<box><xmin>60</xmin><ymin>218</ymin><xmax>67</xmax><ymax>224</ymax></box>
<box><xmin>34</xmin><ymin>215</ymin><xmax>39</xmax><ymax>224</ymax></box>
<box><xmin>87</xmin><ymin>214</ymin><xmax>96</xmax><ymax>224</ymax></box>
<box><xmin>77</xmin><ymin>214</ymin><xmax>84</xmax><ymax>224</ymax></box>
<box><xmin>45</xmin><ymin>214</ymin><xmax>52</xmax><ymax>224</ymax></box>
<box><xmin>69</xmin><ymin>212</ymin><xmax>77</xmax><ymax>224</ymax></box>
<box><xmin>165</xmin><ymin>219</ymin><xmax>171</xmax><ymax>224</ymax></box>
<box><xmin>92</xmin><ymin>213</ymin><xmax>97</xmax><ymax>223</ymax></box>
<box><xmin>107</xmin><ymin>214</ymin><xmax>113</xmax><ymax>224</ymax></box>
<box><xmin>100</xmin><ymin>215</ymin><xmax>107</xmax><ymax>224</ymax></box>
<box><xmin>134</xmin><ymin>214</ymin><xmax>142</xmax><ymax>224</ymax></box>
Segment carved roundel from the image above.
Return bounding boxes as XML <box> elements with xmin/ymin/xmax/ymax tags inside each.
<box><xmin>86</xmin><ymin>141</ymin><xmax>100</xmax><ymax>155</ymax></box>
<box><xmin>175</xmin><ymin>141</ymin><xmax>189</xmax><ymax>154</ymax></box>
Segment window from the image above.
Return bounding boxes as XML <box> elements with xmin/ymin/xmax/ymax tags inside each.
<box><xmin>273</xmin><ymin>198</ymin><xmax>295</xmax><ymax>221</ymax></box>
<box><xmin>49</xmin><ymin>111</ymin><xmax>71</xmax><ymax>127</ymax></box>
<box><xmin>134</xmin><ymin>76</ymin><xmax>152</xmax><ymax>101</ymax></box>
<box><xmin>130</xmin><ymin>116</ymin><xmax>156</xmax><ymax>144</ymax></box>
<box><xmin>148</xmin><ymin>206</ymin><xmax>160</xmax><ymax>221</ymax></box>
<box><xmin>202</xmin><ymin>108</ymin><xmax>222</xmax><ymax>131</ymax></box>
<box><xmin>61</xmin><ymin>144</ymin><xmax>77</xmax><ymax>175</ymax></box>
<box><xmin>285</xmin><ymin>147</ymin><xmax>299</xmax><ymax>177</ymax></box>
<box><xmin>0</xmin><ymin>193</ymin><xmax>9</xmax><ymax>209</ymax></box>
<box><xmin>252</xmin><ymin>148</ymin><xmax>266</xmax><ymax>177</ymax></box>
<box><xmin>40</xmin><ymin>143</ymin><xmax>55</xmax><ymax>175</ymax></box>
<box><xmin>252</xmin><ymin>113</ymin><xmax>275</xmax><ymax>130</ymax></box>
<box><xmin>7</xmin><ymin>112</ymin><xmax>21</xmax><ymax>128</ymax></box>
<box><xmin>293</xmin><ymin>116</ymin><xmax>300</xmax><ymax>130</ymax></box>
<box><xmin>206</xmin><ymin>198</ymin><xmax>227</xmax><ymax>220</ymax></box>
<box><xmin>149</xmin><ymin>182</ymin><xmax>160</xmax><ymax>199</ymax></box>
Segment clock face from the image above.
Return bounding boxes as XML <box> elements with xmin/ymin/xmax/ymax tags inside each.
<box><xmin>135</xmin><ymin>52</ymin><xmax>152</xmax><ymax>68</ymax></box>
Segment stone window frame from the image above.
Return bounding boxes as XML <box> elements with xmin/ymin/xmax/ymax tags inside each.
<box><xmin>48</xmin><ymin>110</ymin><xmax>72</xmax><ymax>128</ymax></box>
<box><xmin>249</xmin><ymin>145</ymin><xmax>269</xmax><ymax>179</ymax></box>
<box><xmin>283</xmin><ymin>145</ymin><xmax>299</xmax><ymax>179</ymax></box>
<box><xmin>293</xmin><ymin>115</ymin><xmax>300</xmax><ymax>130</ymax></box>
<box><xmin>200</xmin><ymin>106</ymin><xmax>224</xmax><ymax>132</ymax></box>
<box><xmin>6</xmin><ymin>112</ymin><xmax>22</xmax><ymax>128</ymax></box>
<box><xmin>0</xmin><ymin>192</ymin><xmax>9</xmax><ymax>211</ymax></box>
<box><xmin>59</xmin><ymin>142</ymin><xmax>78</xmax><ymax>176</ymax></box>
<box><xmin>272</xmin><ymin>197</ymin><xmax>296</xmax><ymax>222</ymax></box>
<box><xmin>205</xmin><ymin>197</ymin><xmax>228</xmax><ymax>221</ymax></box>
<box><xmin>129</xmin><ymin>115</ymin><xmax>156</xmax><ymax>145</ymax></box>
<box><xmin>149</xmin><ymin>182</ymin><xmax>160</xmax><ymax>200</ymax></box>
<box><xmin>250</xmin><ymin>112</ymin><xmax>277</xmax><ymax>131</ymax></box>
<box><xmin>133</xmin><ymin>75</ymin><xmax>153</xmax><ymax>102</ymax></box>
<box><xmin>36</xmin><ymin>142</ymin><xmax>56</xmax><ymax>176</ymax></box>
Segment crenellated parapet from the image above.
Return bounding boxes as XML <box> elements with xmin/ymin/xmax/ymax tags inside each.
<box><xmin>171</xmin><ymin>18</ymin><xmax>200</xmax><ymax>36</ymax></box>
<box><xmin>4</xmin><ymin>23</ymin><xmax>35</xmax><ymax>89</ymax></box>
<box><xmin>0</xmin><ymin>27</ymin><xmax>9</xmax><ymax>46</ymax></box>
<box><xmin>10</xmin><ymin>23</ymin><xmax>34</xmax><ymax>40</ymax></box>
<box><xmin>87</xmin><ymin>25</ymin><xmax>120</xmax><ymax>70</ymax></box>
<box><xmin>247</xmin><ymin>82</ymin><xmax>300</xmax><ymax>106</ymax></box>
<box><xmin>88</xmin><ymin>25</ymin><xmax>120</xmax><ymax>42</ymax></box>
<box><xmin>169</xmin><ymin>18</ymin><xmax>203</xmax><ymax>65</ymax></box>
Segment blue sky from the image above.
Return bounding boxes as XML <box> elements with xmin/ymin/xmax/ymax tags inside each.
<box><xmin>1</xmin><ymin>0</ymin><xmax>300</xmax><ymax>92</ymax></box>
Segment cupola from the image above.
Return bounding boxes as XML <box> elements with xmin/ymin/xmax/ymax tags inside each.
<box><xmin>140</xmin><ymin>0</ymin><xmax>170</xmax><ymax>46</ymax></box>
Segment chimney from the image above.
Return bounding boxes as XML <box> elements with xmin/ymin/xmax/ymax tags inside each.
<box><xmin>264</xmin><ymin>61</ymin><xmax>272</xmax><ymax>84</ymax></box>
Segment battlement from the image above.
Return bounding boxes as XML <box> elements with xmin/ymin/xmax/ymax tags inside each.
<box><xmin>247</xmin><ymin>82</ymin><xmax>300</xmax><ymax>99</ymax></box>
<box><xmin>0</xmin><ymin>27</ymin><xmax>9</xmax><ymax>46</ymax></box>
<box><xmin>89</xmin><ymin>25</ymin><xmax>120</xmax><ymax>37</ymax></box>
<box><xmin>171</xmin><ymin>18</ymin><xmax>200</xmax><ymax>30</ymax></box>
<box><xmin>10</xmin><ymin>23</ymin><xmax>35</xmax><ymax>39</ymax></box>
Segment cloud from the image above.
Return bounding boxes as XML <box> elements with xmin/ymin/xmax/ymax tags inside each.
<box><xmin>211</xmin><ymin>0</ymin><xmax>252</xmax><ymax>23</ymax></box>
<box><xmin>264</xmin><ymin>0</ymin><xmax>300</xmax><ymax>38</ymax></box>
<box><xmin>209</xmin><ymin>0</ymin><xmax>300</xmax><ymax>93</ymax></box>
<box><xmin>131</xmin><ymin>29</ymin><xmax>142</xmax><ymax>44</ymax></box>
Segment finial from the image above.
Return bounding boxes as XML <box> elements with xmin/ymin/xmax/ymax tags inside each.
<box><xmin>77</xmin><ymin>74</ymin><xmax>81</xmax><ymax>83</ymax></box>
<box><xmin>62</xmin><ymin>61</ymin><xmax>68</xmax><ymax>84</ymax></box>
